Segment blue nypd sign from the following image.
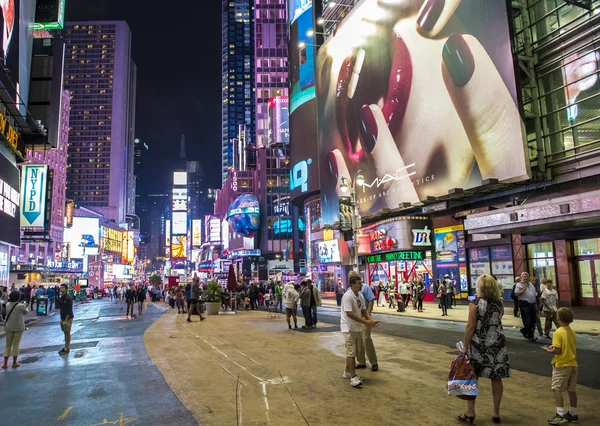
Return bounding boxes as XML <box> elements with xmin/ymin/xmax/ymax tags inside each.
<box><xmin>20</xmin><ymin>165</ymin><xmax>48</xmax><ymax>227</ymax></box>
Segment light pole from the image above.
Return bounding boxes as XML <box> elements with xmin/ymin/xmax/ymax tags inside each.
<box><xmin>339</xmin><ymin>170</ymin><xmax>365</xmax><ymax>272</ymax></box>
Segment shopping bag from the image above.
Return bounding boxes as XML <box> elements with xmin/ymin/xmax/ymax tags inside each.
<box><xmin>447</xmin><ymin>354</ymin><xmax>478</xmax><ymax>400</ymax></box>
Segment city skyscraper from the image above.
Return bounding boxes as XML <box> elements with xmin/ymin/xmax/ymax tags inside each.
<box><xmin>221</xmin><ymin>0</ymin><xmax>255</xmax><ymax>183</ymax></box>
<box><xmin>254</xmin><ymin>0</ymin><xmax>288</xmax><ymax>148</ymax></box>
<box><xmin>62</xmin><ymin>21</ymin><xmax>137</xmax><ymax>224</ymax></box>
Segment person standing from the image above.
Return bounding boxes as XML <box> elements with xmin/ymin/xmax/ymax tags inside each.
<box><xmin>444</xmin><ymin>275</ymin><xmax>454</xmax><ymax>310</ymax></box>
<box><xmin>356</xmin><ymin>279</ymin><xmax>379</xmax><ymax>372</ymax></box>
<box><xmin>388</xmin><ymin>278</ymin><xmax>396</xmax><ymax>309</ymax></box>
<box><xmin>438</xmin><ymin>280</ymin><xmax>448</xmax><ymax>316</ymax></box>
<box><xmin>2</xmin><ymin>291</ymin><xmax>28</xmax><ymax>369</ymax></box>
<box><xmin>299</xmin><ymin>281</ymin><xmax>312</xmax><ymax>329</ymax></box>
<box><xmin>458</xmin><ymin>275</ymin><xmax>509</xmax><ymax>424</ymax></box>
<box><xmin>24</xmin><ymin>284</ymin><xmax>32</xmax><ymax>309</ymax></box>
<box><xmin>274</xmin><ymin>281</ymin><xmax>283</xmax><ymax>312</ymax></box>
<box><xmin>398</xmin><ymin>279</ymin><xmax>408</xmax><ymax>309</ymax></box>
<box><xmin>510</xmin><ymin>277</ymin><xmax>521</xmax><ymax>317</ymax></box>
<box><xmin>136</xmin><ymin>285</ymin><xmax>146</xmax><ymax>316</ymax></box>
<box><xmin>58</xmin><ymin>284</ymin><xmax>73</xmax><ymax>356</ymax></box>
<box><xmin>176</xmin><ymin>285</ymin><xmax>186</xmax><ymax>314</ymax></box>
<box><xmin>341</xmin><ymin>272</ymin><xmax>380</xmax><ymax>388</ymax></box>
<box><xmin>541</xmin><ymin>280</ymin><xmax>560</xmax><ymax>339</ymax></box>
<box><xmin>125</xmin><ymin>286</ymin><xmax>135</xmax><ymax>317</ymax></box>
<box><xmin>307</xmin><ymin>279</ymin><xmax>321</xmax><ymax>328</ymax></box>
<box><xmin>336</xmin><ymin>281</ymin><xmax>345</xmax><ymax>306</ymax></box>
<box><xmin>47</xmin><ymin>285</ymin><xmax>56</xmax><ymax>311</ymax></box>
<box><xmin>417</xmin><ymin>281</ymin><xmax>425</xmax><ymax>312</ymax></box>
<box><xmin>30</xmin><ymin>285</ymin><xmax>37</xmax><ymax>311</ymax></box>
<box><xmin>283</xmin><ymin>282</ymin><xmax>299</xmax><ymax>329</ymax></box>
<box><xmin>515</xmin><ymin>272</ymin><xmax>538</xmax><ymax>341</ymax></box>
<box><xmin>377</xmin><ymin>280</ymin><xmax>386</xmax><ymax>307</ymax></box>
<box><xmin>187</xmin><ymin>279</ymin><xmax>206</xmax><ymax>322</ymax></box>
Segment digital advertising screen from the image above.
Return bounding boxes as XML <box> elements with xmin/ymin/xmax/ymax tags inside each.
<box><xmin>0</xmin><ymin>0</ymin><xmax>20</xmax><ymax>103</ymax></box>
<box><xmin>32</xmin><ymin>0</ymin><xmax>66</xmax><ymax>30</ymax></box>
<box><xmin>317</xmin><ymin>0</ymin><xmax>529</xmax><ymax>224</ymax></box>
<box><xmin>172</xmin><ymin>211</ymin><xmax>187</xmax><ymax>236</ymax></box>
<box><xmin>317</xmin><ymin>239</ymin><xmax>340</xmax><ymax>263</ymax></box>
<box><xmin>289</xmin><ymin>1</ymin><xmax>320</xmax><ymax>200</ymax></box>
<box><xmin>64</xmin><ymin>217</ymin><xmax>100</xmax><ymax>258</ymax></box>
<box><xmin>173</xmin><ymin>172</ymin><xmax>187</xmax><ymax>186</ymax></box>
<box><xmin>192</xmin><ymin>219</ymin><xmax>202</xmax><ymax>247</ymax></box>
<box><xmin>268</xmin><ymin>96</ymin><xmax>290</xmax><ymax>145</ymax></box>
<box><xmin>171</xmin><ymin>235</ymin><xmax>188</xmax><ymax>259</ymax></box>
<box><xmin>0</xmin><ymin>153</ymin><xmax>20</xmax><ymax>246</ymax></box>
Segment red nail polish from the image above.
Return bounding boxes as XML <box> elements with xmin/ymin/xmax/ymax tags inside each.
<box><xmin>359</xmin><ymin>105</ymin><xmax>377</xmax><ymax>154</ymax></box>
<box><xmin>417</xmin><ymin>0</ymin><xmax>445</xmax><ymax>34</ymax></box>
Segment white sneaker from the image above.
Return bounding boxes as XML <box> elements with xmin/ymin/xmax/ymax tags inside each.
<box><xmin>350</xmin><ymin>376</ymin><xmax>363</xmax><ymax>387</ymax></box>
<box><xmin>342</xmin><ymin>370</ymin><xmax>352</xmax><ymax>379</ymax></box>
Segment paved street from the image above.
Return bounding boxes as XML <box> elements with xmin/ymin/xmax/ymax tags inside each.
<box><xmin>0</xmin><ymin>299</ymin><xmax>196</xmax><ymax>426</ymax></box>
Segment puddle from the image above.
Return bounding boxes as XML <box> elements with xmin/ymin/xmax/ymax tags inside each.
<box><xmin>20</xmin><ymin>356</ymin><xmax>40</xmax><ymax>364</ymax></box>
<box><xmin>74</xmin><ymin>350</ymin><xmax>87</xmax><ymax>358</ymax></box>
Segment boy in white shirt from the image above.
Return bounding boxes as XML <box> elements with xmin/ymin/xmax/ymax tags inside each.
<box><xmin>341</xmin><ymin>272</ymin><xmax>380</xmax><ymax>388</ymax></box>
<box><xmin>541</xmin><ymin>279</ymin><xmax>560</xmax><ymax>339</ymax></box>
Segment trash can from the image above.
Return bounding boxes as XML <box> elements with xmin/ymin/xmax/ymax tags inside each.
<box><xmin>37</xmin><ymin>296</ymin><xmax>49</xmax><ymax>316</ymax></box>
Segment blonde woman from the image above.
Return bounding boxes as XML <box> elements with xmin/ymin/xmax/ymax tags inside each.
<box><xmin>458</xmin><ymin>275</ymin><xmax>510</xmax><ymax>424</ymax></box>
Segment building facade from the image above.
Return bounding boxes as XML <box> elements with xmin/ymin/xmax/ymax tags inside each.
<box><xmin>222</xmin><ymin>0</ymin><xmax>256</xmax><ymax>182</ymax></box>
<box><xmin>62</xmin><ymin>21</ymin><xmax>137</xmax><ymax>224</ymax></box>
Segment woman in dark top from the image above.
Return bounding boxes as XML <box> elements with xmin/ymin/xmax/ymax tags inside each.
<box><xmin>136</xmin><ymin>286</ymin><xmax>146</xmax><ymax>316</ymax></box>
<box><xmin>458</xmin><ymin>275</ymin><xmax>509</xmax><ymax>424</ymax></box>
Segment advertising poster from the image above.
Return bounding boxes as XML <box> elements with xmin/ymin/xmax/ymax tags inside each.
<box><xmin>192</xmin><ymin>219</ymin><xmax>202</xmax><ymax>247</ymax></box>
<box><xmin>317</xmin><ymin>239</ymin><xmax>340</xmax><ymax>263</ymax></box>
<box><xmin>357</xmin><ymin>217</ymin><xmax>431</xmax><ymax>255</ymax></box>
<box><xmin>63</xmin><ymin>217</ymin><xmax>100</xmax><ymax>258</ymax></box>
<box><xmin>171</xmin><ymin>235</ymin><xmax>188</xmax><ymax>259</ymax></box>
<box><xmin>20</xmin><ymin>165</ymin><xmax>48</xmax><ymax>228</ymax></box>
<box><xmin>172</xmin><ymin>211</ymin><xmax>187</xmax><ymax>235</ymax></box>
<box><xmin>434</xmin><ymin>225</ymin><xmax>467</xmax><ymax>293</ymax></box>
<box><xmin>0</xmin><ymin>0</ymin><xmax>19</xmax><ymax>103</ymax></box>
<box><xmin>0</xmin><ymin>153</ymin><xmax>20</xmax><ymax>246</ymax></box>
<box><xmin>268</xmin><ymin>96</ymin><xmax>289</xmax><ymax>145</ymax></box>
<box><xmin>317</xmin><ymin>0</ymin><xmax>529</xmax><ymax>224</ymax></box>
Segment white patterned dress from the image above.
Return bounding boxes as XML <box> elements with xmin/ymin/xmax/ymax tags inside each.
<box><xmin>469</xmin><ymin>298</ymin><xmax>510</xmax><ymax>379</ymax></box>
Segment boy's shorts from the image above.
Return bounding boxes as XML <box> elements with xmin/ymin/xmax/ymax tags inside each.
<box><xmin>343</xmin><ymin>331</ymin><xmax>361</xmax><ymax>358</ymax></box>
<box><xmin>551</xmin><ymin>365</ymin><xmax>578</xmax><ymax>392</ymax></box>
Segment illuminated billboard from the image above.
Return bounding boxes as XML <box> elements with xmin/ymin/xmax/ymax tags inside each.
<box><xmin>268</xmin><ymin>97</ymin><xmax>289</xmax><ymax>145</ymax></box>
<box><xmin>171</xmin><ymin>235</ymin><xmax>188</xmax><ymax>259</ymax></box>
<box><xmin>317</xmin><ymin>0</ymin><xmax>529</xmax><ymax>224</ymax></box>
<box><xmin>172</xmin><ymin>211</ymin><xmax>187</xmax><ymax>235</ymax></box>
<box><xmin>32</xmin><ymin>0</ymin><xmax>65</xmax><ymax>30</ymax></box>
<box><xmin>64</xmin><ymin>217</ymin><xmax>100</xmax><ymax>258</ymax></box>
<box><xmin>20</xmin><ymin>165</ymin><xmax>48</xmax><ymax>228</ymax></box>
<box><xmin>173</xmin><ymin>172</ymin><xmax>187</xmax><ymax>186</ymax></box>
<box><xmin>0</xmin><ymin>0</ymin><xmax>20</xmax><ymax>105</ymax></box>
<box><xmin>205</xmin><ymin>215</ymin><xmax>221</xmax><ymax>243</ymax></box>
<box><xmin>317</xmin><ymin>240</ymin><xmax>340</xmax><ymax>263</ymax></box>
<box><xmin>192</xmin><ymin>220</ymin><xmax>202</xmax><ymax>246</ymax></box>
<box><xmin>165</xmin><ymin>219</ymin><xmax>171</xmax><ymax>247</ymax></box>
<box><xmin>172</xmin><ymin>188</ymin><xmax>188</xmax><ymax>212</ymax></box>
<box><xmin>0</xmin><ymin>153</ymin><xmax>20</xmax><ymax>246</ymax></box>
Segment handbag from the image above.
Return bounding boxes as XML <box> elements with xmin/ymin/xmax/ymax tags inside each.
<box><xmin>3</xmin><ymin>303</ymin><xmax>19</xmax><ymax>331</ymax></box>
<box><xmin>447</xmin><ymin>354</ymin><xmax>478</xmax><ymax>400</ymax></box>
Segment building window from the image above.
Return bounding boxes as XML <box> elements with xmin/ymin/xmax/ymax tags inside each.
<box><xmin>527</xmin><ymin>242</ymin><xmax>555</xmax><ymax>284</ymax></box>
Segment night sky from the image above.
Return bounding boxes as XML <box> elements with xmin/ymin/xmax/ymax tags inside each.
<box><xmin>66</xmin><ymin>0</ymin><xmax>223</xmax><ymax>193</ymax></box>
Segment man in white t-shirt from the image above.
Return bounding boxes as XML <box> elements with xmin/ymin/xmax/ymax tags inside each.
<box><xmin>341</xmin><ymin>272</ymin><xmax>380</xmax><ymax>388</ymax></box>
<box><xmin>541</xmin><ymin>279</ymin><xmax>560</xmax><ymax>339</ymax></box>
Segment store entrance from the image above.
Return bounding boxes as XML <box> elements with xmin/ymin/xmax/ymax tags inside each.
<box><xmin>576</xmin><ymin>257</ymin><xmax>600</xmax><ymax>307</ymax></box>
<box><xmin>366</xmin><ymin>260</ymin><xmax>433</xmax><ymax>300</ymax></box>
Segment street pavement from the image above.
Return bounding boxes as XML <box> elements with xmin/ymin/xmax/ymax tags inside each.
<box><xmin>0</xmin><ymin>299</ymin><xmax>197</xmax><ymax>426</ymax></box>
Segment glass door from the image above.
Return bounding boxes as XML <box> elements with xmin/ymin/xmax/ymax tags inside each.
<box><xmin>576</xmin><ymin>259</ymin><xmax>599</xmax><ymax>307</ymax></box>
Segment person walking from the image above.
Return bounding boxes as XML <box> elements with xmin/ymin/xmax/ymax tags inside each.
<box><xmin>356</xmin><ymin>279</ymin><xmax>379</xmax><ymax>372</ymax></box>
<box><xmin>515</xmin><ymin>272</ymin><xmax>538</xmax><ymax>341</ymax></box>
<box><xmin>417</xmin><ymin>281</ymin><xmax>425</xmax><ymax>312</ymax></box>
<box><xmin>341</xmin><ymin>272</ymin><xmax>380</xmax><ymax>388</ymax></box>
<box><xmin>283</xmin><ymin>282</ymin><xmax>299</xmax><ymax>329</ymax></box>
<box><xmin>187</xmin><ymin>279</ymin><xmax>205</xmax><ymax>322</ymax></box>
<box><xmin>23</xmin><ymin>284</ymin><xmax>32</xmax><ymax>309</ymax></box>
<box><xmin>47</xmin><ymin>285</ymin><xmax>56</xmax><ymax>311</ymax></box>
<box><xmin>58</xmin><ymin>284</ymin><xmax>73</xmax><ymax>356</ymax></box>
<box><xmin>510</xmin><ymin>277</ymin><xmax>521</xmax><ymax>317</ymax></box>
<box><xmin>388</xmin><ymin>278</ymin><xmax>396</xmax><ymax>309</ymax></box>
<box><xmin>541</xmin><ymin>280</ymin><xmax>560</xmax><ymax>339</ymax></box>
<box><xmin>125</xmin><ymin>286</ymin><xmax>135</xmax><ymax>317</ymax></box>
<box><xmin>307</xmin><ymin>279</ymin><xmax>321</xmax><ymax>328</ymax></box>
<box><xmin>444</xmin><ymin>275</ymin><xmax>453</xmax><ymax>310</ymax></box>
<box><xmin>136</xmin><ymin>285</ymin><xmax>146</xmax><ymax>316</ymax></box>
<box><xmin>438</xmin><ymin>280</ymin><xmax>448</xmax><ymax>316</ymax></box>
<box><xmin>30</xmin><ymin>285</ymin><xmax>37</xmax><ymax>311</ymax></box>
<box><xmin>458</xmin><ymin>275</ymin><xmax>509</xmax><ymax>424</ymax></box>
<box><xmin>2</xmin><ymin>291</ymin><xmax>28</xmax><ymax>369</ymax></box>
<box><xmin>299</xmin><ymin>281</ymin><xmax>312</xmax><ymax>329</ymax></box>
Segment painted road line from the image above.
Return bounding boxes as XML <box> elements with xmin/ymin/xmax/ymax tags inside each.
<box><xmin>56</xmin><ymin>406</ymin><xmax>72</xmax><ymax>421</ymax></box>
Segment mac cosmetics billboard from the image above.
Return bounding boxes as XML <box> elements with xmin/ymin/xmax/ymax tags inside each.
<box><xmin>317</xmin><ymin>0</ymin><xmax>529</xmax><ymax>224</ymax></box>
<box><xmin>289</xmin><ymin>1</ymin><xmax>320</xmax><ymax>200</ymax></box>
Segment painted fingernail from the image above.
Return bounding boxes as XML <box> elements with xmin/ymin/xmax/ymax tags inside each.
<box><xmin>359</xmin><ymin>105</ymin><xmax>377</xmax><ymax>153</ymax></box>
<box><xmin>442</xmin><ymin>33</ymin><xmax>475</xmax><ymax>87</ymax></box>
<box><xmin>417</xmin><ymin>0</ymin><xmax>445</xmax><ymax>33</ymax></box>
<box><xmin>326</xmin><ymin>152</ymin><xmax>338</xmax><ymax>182</ymax></box>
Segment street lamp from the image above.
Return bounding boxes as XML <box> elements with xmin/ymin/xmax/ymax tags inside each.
<box><xmin>339</xmin><ymin>170</ymin><xmax>365</xmax><ymax>272</ymax></box>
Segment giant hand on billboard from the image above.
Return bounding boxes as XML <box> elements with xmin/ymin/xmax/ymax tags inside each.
<box><xmin>317</xmin><ymin>0</ymin><xmax>529</xmax><ymax>224</ymax></box>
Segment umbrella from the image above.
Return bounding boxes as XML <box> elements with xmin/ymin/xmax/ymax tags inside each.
<box><xmin>227</xmin><ymin>264</ymin><xmax>237</xmax><ymax>311</ymax></box>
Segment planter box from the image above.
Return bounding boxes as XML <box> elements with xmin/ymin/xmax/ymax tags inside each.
<box><xmin>205</xmin><ymin>302</ymin><xmax>221</xmax><ymax>316</ymax></box>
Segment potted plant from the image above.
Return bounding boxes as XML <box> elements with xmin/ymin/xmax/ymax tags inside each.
<box><xmin>203</xmin><ymin>280</ymin><xmax>223</xmax><ymax>315</ymax></box>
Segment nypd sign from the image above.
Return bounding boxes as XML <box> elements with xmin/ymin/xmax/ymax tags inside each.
<box><xmin>20</xmin><ymin>165</ymin><xmax>48</xmax><ymax>228</ymax></box>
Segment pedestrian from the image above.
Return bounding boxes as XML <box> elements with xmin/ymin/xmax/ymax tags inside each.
<box><xmin>299</xmin><ymin>281</ymin><xmax>312</xmax><ymax>329</ymax></box>
<box><xmin>341</xmin><ymin>272</ymin><xmax>380</xmax><ymax>388</ymax></box>
<box><xmin>336</xmin><ymin>281</ymin><xmax>345</xmax><ymax>307</ymax></box>
<box><xmin>398</xmin><ymin>279</ymin><xmax>408</xmax><ymax>309</ymax></box>
<box><xmin>136</xmin><ymin>285</ymin><xmax>145</xmax><ymax>316</ymax></box>
<box><xmin>417</xmin><ymin>280</ymin><xmax>425</xmax><ymax>312</ymax></box>
<box><xmin>377</xmin><ymin>280</ymin><xmax>386</xmax><ymax>307</ymax></box>
<box><xmin>541</xmin><ymin>280</ymin><xmax>560</xmax><ymax>339</ymax></box>
<box><xmin>187</xmin><ymin>278</ymin><xmax>205</xmax><ymax>322</ymax></box>
<box><xmin>30</xmin><ymin>285</ymin><xmax>37</xmax><ymax>310</ymax></box>
<box><xmin>515</xmin><ymin>271</ymin><xmax>538</xmax><ymax>341</ymax></box>
<box><xmin>438</xmin><ymin>280</ymin><xmax>448</xmax><ymax>316</ymax></box>
<box><xmin>283</xmin><ymin>282</ymin><xmax>299</xmax><ymax>329</ymax></box>
<box><xmin>444</xmin><ymin>274</ymin><xmax>453</xmax><ymax>310</ymax></box>
<box><xmin>411</xmin><ymin>279</ymin><xmax>418</xmax><ymax>310</ymax></box>
<box><xmin>388</xmin><ymin>277</ymin><xmax>396</xmax><ymax>309</ymax></box>
<box><xmin>2</xmin><ymin>291</ymin><xmax>28</xmax><ymax>369</ymax></box>
<box><xmin>541</xmin><ymin>307</ymin><xmax>579</xmax><ymax>424</ymax></box>
<box><xmin>24</xmin><ymin>284</ymin><xmax>32</xmax><ymax>308</ymax></box>
<box><xmin>458</xmin><ymin>275</ymin><xmax>509</xmax><ymax>424</ymax></box>
<box><xmin>58</xmin><ymin>284</ymin><xmax>73</xmax><ymax>356</ymax></box>
<box><xmin>47</xmin><ymin>285</ymin><xmax>56</xmax><ymax>311</ymax></box>
<box><xmin>356</xmin><ymin>278</ymin><xmax>379</xmax><ymax>372</ymax></box>
<box><xmin>125</xmin><ymin>286</ymin><xmax>135</xmax><ymax>317</ymax></box>
<box><xmin>275</xmin><ymin>281</ymin><xmax>283</xmax><ymax>312</ymax></box>
<box><xmin>306</xmin><ymin>279</ymin><xmax>321</xmax><ymax>328</ymax></box>
<box><xmin>510</xmin><ymin>277</ymin><xmax>520</xmax><ymax>317</ymax></box>
<box><xmin>176</xmin><ymin>285</ymin><xmax>186</xmax><ymax>314</ymax></box>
